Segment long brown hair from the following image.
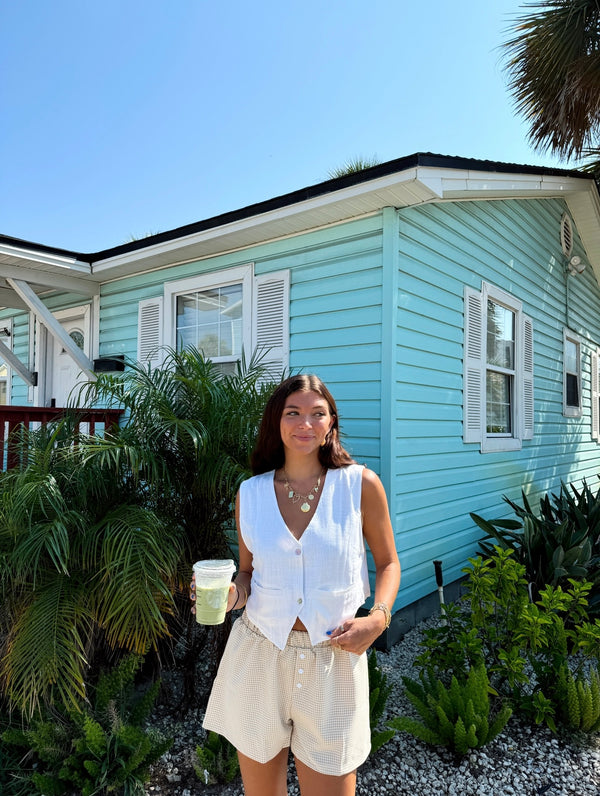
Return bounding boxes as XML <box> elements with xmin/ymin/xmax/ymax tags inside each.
<box><xmin>251</xmin><ymin>374</ymin><xmax>355</xmax><ymax>475</ymax></box>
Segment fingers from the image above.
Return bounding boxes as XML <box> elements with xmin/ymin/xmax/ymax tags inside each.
<box><xmin>226</xmin><ymin>582</ymin><xmax>237</xmax><ymax>611</ymax></box>
<box><xmin>189</xmin><ymin>574</ymin><xmax>196</xmax><ymax>614</ymax></box>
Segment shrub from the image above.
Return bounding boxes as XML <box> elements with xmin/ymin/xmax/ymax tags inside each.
<box><xmin>388</xmin><ymin>664</ymin><xmax>512</xmax><ymax>756</ymax></box>
<box><xmin>415</xmin><ymin>548</ymin><xmax>600</xmax><ymax>732</ymax></box>
<box><xmin>1</xmin><ymin>654</ymin><xmax>172</xmax><ymax>796</ymax></box>
<box><xmin>368</xmin><ymin>648</ymin><xmax>396</xmax><ymax>753</ymax></box>
<box><xmin>471</xmin><ymin>480</ymin><xmax>600</xmax><ymax>606</ymax></box>
<box><xmin>555</xmin><ymin>665</ymin><xmax>600</xmax><ymax>733</ymax></box>
<box><xmin>194</xmin><ymin>731</ymin><xmax>240</xmax><ymax>786</ymax></box>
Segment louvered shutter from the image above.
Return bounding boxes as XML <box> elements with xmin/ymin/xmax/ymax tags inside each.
<box><xmin>592</xmin><ymin>350</ymin><xmax>600</xmax><ymax>441</ymax></box>
<box><xmin>521</xmin><ymin>314</ymin><xmax>534</xmax><ymax>440</ymax></box>
<box><xmin>463</xmin><ymin>286</ymin><xmax>484</xmax><ymax>443</ymax></box>
<box><xmin>137</xmin><ymin>297</ymin><xmax>163</xmax><ymax>367</ymax></box>
<box><xmin>253</xmin><ymin>271</ymin><xmax>289</xmax><ymax>379</ymax></box>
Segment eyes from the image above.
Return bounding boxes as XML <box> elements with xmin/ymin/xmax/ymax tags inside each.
<box><xmin>284</xmin><ymin>409</ymin><xmax>328</xmax><ymax>418</ymax></box>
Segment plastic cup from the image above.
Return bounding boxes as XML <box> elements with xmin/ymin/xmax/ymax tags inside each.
<box><xmin>193</xmin><ymin>559</ymin><xmax>236</xmax><ymax>625</ymax></box>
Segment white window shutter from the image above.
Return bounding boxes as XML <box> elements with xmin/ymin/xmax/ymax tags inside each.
<box><xmin>463</xmin><ymin>286</ymin><xmax>484</xmax><ymax>443</ymax></box>
<box><xmin>592</xmin><ymin>350</ymin><xmax>600</xmax><ymax>441</ymax></box>
<box><xmin>253</xmin><ymin>271</ymin><xmax>289</xmax><ymax>379</ymax></box>
<box><xmin>521</xmin><ymin>314</ymin><xmax>534</xmax><ymax>440</ymax></box>
<box><xmin>137</xmin><ymin>297</ymin><xmax>163</xmax><ymax>367</ymax></box>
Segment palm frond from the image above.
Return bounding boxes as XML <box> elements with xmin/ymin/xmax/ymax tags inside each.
<box><xmin>503</xmin><ymin>0</ymin><xmax>600</xmax><ymax>159</ymax></box>
<box><xmin>89</xmin><ymin>505</ymin><xmax>181</xmax><ymax>653</ymax></box>
<box><xmin>0</xmin><ymin>575</ymin><xmax>90</xmax><ymax>717</ymax></box>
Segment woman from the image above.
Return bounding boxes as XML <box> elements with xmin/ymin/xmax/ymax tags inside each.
<box><xmin>193</xmin><ymin>374</ymin><xmax>400</xmax><ymax>796</ymax></box>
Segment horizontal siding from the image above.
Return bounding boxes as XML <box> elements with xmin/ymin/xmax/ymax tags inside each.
<box><xmin>98</xmin><ymin>216</ymin><xmax>385</xmax><ymax>473</ymax></box>
<box><xmin>393</xmin><ymin>196</ymin><xmax>600</xmax><ymax>612</ymax></box>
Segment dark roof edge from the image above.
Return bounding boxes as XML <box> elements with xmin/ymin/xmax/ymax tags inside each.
<box><xmin>0</xmin><ymin>152</ymin><xmax>594</xmax><ymax>264</ymax></box>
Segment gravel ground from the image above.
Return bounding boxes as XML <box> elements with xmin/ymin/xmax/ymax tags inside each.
<box><xmin>144</xmin><ymin>615</ymin><xmax>600</xmax><ymax>796</ymax></box>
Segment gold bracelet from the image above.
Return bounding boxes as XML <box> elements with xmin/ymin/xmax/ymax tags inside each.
<box><xmin>369</xmin><ymin>602</ymin><xmax>391</xmax><ymax>629</ymax></box>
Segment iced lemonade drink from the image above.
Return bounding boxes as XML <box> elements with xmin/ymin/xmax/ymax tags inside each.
<box><xmin>193</xmin><ymin>559</ymin><xmax>236</xmax><ymax>625</ymax></box>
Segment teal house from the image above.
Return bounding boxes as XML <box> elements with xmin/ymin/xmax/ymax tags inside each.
<box><xmin>2</xmin><ymin>153</ymin><xmax>600</xmax><ymax>643</ymax></box>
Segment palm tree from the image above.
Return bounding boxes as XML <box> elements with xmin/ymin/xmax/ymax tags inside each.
<box><xmin>0</xmin><ymin>418</ymin><xmax>179</xmax><ymax>718</ymax></box>
<box><xmin>503</xmin><ymin>0</ymin><xmax>600</xmax><ymax>173</ymax></box>
<box><xmin>327</xmin><ymin>155</ymin><xmax>381</xmax><ymax>179</ymax></box>
<box><xmin>0</xmin><ymin>350</ymin><xmax>277</xmax><ymax>717</ymax></box>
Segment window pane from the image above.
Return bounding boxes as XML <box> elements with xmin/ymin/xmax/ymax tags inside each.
<box><xmin>487</xmin><ymin>300</ymin><xmax>515</xmax><ymax>369</ymax></box>
<box><xmin>176</xmin><ymin>283</ymin><xmax>243</xmax><ymax>358</ymax></box>
<box><xmin>566</xmin><ymin>373</ymin><xmax>579</xmax><ymax>407</ymax></box>
<box><xmin>0</xmin><ymin>380</ymin><xmax>7</xmax><ymax>405</ymax></box>
<box><xmin>486</xmin><ymin>372</ymin><xmax>512</xmax><ymax>434</ymax></box>
<box><xmin>565</xmin><ymin>339</ymin><xmax>578</xmax><ymax>374</ymax></box>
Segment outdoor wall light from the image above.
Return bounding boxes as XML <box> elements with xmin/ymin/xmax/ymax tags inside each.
<box><xmin>567</xmin><ymin>256</ymin><xmax>586</xmax><ymax>276</ymax></box>
<box><xmin>0</xmin><ymin>327</ymin><xmax>11</xmax><ymax>337</ymax></box>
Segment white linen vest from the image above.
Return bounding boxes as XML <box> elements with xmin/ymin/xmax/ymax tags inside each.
<box><xmin>239</xmin><ymin>463</ymin><xmax>370</xmax><ymax>650</ymax></box>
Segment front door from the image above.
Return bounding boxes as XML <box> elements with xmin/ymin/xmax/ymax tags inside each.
<box><xmin>47</xmin><ymin>306</ymin><xmax>91</xmax><ymax>407</ymax></box>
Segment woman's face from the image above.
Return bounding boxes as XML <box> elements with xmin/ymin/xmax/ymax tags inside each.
<box><xmin>279</xmin><ymin>389</ymin><xmax>334</xmax><ymax>457</ymax></box>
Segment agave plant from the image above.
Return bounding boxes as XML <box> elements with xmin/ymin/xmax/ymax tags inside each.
<box><xmin>471</xmin><ymin>481</ymin><xmax>600</xmax><ymax>602</ymax></box>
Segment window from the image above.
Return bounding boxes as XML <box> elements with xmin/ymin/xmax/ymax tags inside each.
<box><xmin>176</xmin><ymin>282</ymin><xmax>244</xmax><ymax>374</ymax></box>
<box><xmin>463</xmin><ymin>283</ymin><xmax>533</xmax><ymax>452</ymax></box>
<box><xmin>138</xmin><ymin>264</ymin><xmax>289</xmax><ymax>376</ymax></box>
<box><xmin>563</xmin><ymin>329</ymin><xmax>582</xmax><ymax>417</ymax></box>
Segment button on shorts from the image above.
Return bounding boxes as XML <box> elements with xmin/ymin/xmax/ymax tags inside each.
<box><xmin>202</xmin><ymin>612</ymin><xmax>371</xmax><ymax>776</ymax></box>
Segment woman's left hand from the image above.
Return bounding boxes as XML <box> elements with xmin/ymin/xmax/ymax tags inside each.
<box><xmin>328</xmin><ymin>613</ymin><xmax>386</xmax><ymax>655</ymax></box>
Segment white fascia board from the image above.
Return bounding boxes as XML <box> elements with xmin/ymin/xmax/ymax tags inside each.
<box><xmin>427</xmin><ymin>168</ymin><xmax>590</xmax><ymax>200</ymax></box>
<box><xmin>0</xmin><ymin>262</ymin><xmax>99</xmax><ymax>295</ymax></box>
<box><xmin>91</xmin><ymin>167</ymin><xmax>439</xmax><ymax>276</ymax></box>
<box><xmin>0</xmin><ymin>243</ymin><xmax>92</xmax><ymax>274</ymax></box>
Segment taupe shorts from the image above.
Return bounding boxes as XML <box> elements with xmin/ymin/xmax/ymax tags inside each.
<box><xmin>202</xmin><ymin>612</ymin><xmax>370</xmax><ymax>776</ymax></box>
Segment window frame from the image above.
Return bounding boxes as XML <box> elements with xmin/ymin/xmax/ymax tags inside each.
<box><xmin>563</xmin><ymin>327</ymin><xmax>583</xmax><ymax>418</ymax></box>
<box><xmin>463</xmin><ymin>282</ymin><xmax>533</xmax><ymax>453</ymax></box>
<box><xmin>163</xmin><ymin>264</ymin><xmax>253</xmax><ymax>366</ymax></box>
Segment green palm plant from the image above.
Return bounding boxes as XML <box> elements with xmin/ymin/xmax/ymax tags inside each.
<box><xmin>79</xmin><ymin>347</ymin><xmax>277</xmax><ymax>575</ymax></box>
<box><xmin>0</xmin><ymin>418</ymin><xmax>180</xmax><ymax>718</ymax></box>
<box><xmin>503</xmin><ymin>0</ymin><xmax>600</xmax><ymax>173</ymax></box>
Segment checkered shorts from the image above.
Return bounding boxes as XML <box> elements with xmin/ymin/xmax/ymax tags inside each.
<box><xmin>202</xmin><ymin>611</ymin><xmax>370</xmax><ymax>776</ymax></box>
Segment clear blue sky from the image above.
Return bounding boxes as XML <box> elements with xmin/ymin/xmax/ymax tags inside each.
<box><xmin>1</xmin><ymin>0</ymin><xmax>570</xmax><ymax>253</ymax></box>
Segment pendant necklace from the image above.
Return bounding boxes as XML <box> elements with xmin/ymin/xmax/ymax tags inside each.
<box><xmin>283</xmin><ymin>468</ymin><xmax>324</xmax><ymax>513</ymax></box>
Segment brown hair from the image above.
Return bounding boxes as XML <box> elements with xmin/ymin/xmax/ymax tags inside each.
<box><xmin>250</xmin><ymin>374</ymin><xmax>355</xmax><ymax>474</ymax></box>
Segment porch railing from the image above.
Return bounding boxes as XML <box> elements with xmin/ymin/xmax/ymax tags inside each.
<box><xmin>0</xmin><ymin>406</ymin><xmax>124</xmax><ymax>471</ymax></box>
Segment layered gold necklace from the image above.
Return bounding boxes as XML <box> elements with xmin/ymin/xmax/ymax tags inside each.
<box><xmin>282</xmin><ymin>468</ymin><xmax>324</xmax><ymax>513</ymax></box>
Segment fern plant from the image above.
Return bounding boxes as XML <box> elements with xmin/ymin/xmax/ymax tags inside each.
<box><xmin>367</xmin><ymin>648</ymin><xmax>396</xmax><ymax>752</ymax></box>
<box><xmin>388</xmin><ymin>664</ymin><xmax>512</xmax><ymax>756</ymax></box>
<box><xmin>194</xmin><ymin>731</ymin><xmax>240</xmax><ymax>785</ymax></box>
<box><xmin>1</xmin><ymin>654</ymin><xmax>172</xmax><ymax>795</ymax></box>
<box><xmin>555</xmin><ymin>665</ymin><xmax>600</xmax><ymax>733</ymax></box>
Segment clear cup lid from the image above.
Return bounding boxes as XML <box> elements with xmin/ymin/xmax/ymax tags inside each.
<box><xmin>193</xmin><ymin>559</ymin><xmax>235</xmax><ymax>573</ymax></box>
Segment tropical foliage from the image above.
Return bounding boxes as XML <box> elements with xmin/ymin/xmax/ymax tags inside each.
<box><xmin>389</xmin><ymin>664</ymin><xmax>512</xmax><ymax>756</ymax></box>
<box><xmin>2</xmin><ymin>655</ymin><xmax>171</xmax><ymax>795</ymax></box>
<box><xmin>414</xmin><ymin>548</ymin><xmax>600</xmax><ymax>732</ymax></box>
<box><xmin>470</xmin><ymin>480</ymin><xmax>600</xmax><ymax>608</ymax></box>
<box><xmin>0</xmin><ymin>348</ymin><xmax>276</xmax><ymax>717</ymax></box>
<box><xmin>503</xmin><ymin>0</ymin><xmax>600</xmax><ymax>173</ymax></box>
<box><xmin>327</xmin><ymin>156</ymin><xmax>381</xmax><ymax>178</ymax></box>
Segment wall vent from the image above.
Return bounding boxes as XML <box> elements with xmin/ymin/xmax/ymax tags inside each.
<box><xmin>560</xmin><ymin>213</ymin><xmax>574</xmax><ymax>257</ymax></box>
